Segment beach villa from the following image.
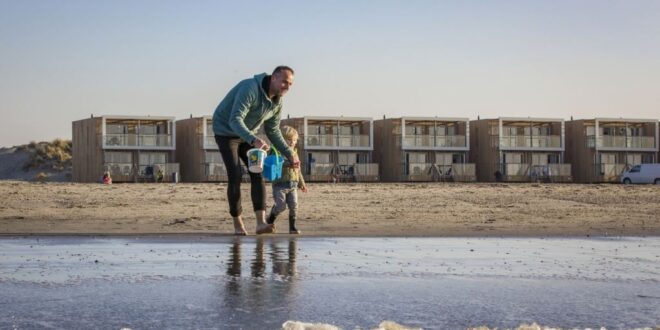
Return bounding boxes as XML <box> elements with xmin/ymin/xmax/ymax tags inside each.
<box><xmin>72</xmin><ymin>115</ymin><xmax>179</xmax><ymax>183</ymax></box>
<box><xmin>175</xmin><ymin>116</ymin><xmax>226</xmax><ymax>182</ymax></box>
<box><xmin>373</xmin><ymin>117</ymin><xmax>475</xmax><ymax>182</ymax></box>
<box><xmin>280</xmin><ymin>116</ymin><xmax>379</xmax><ymax>182</ymax></box>
<box><xmin>470</xmin><ymin>117</ymin><xmax>572</xmax><ymax>182</ymax></box>
<box><xmin>565</xmin><ymin>118</ymin><xmax>659</xmax><ymax>183</ymax></box>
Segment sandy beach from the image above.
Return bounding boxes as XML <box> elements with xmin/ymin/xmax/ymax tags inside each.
<box><xmin>0</xmin><ymin>181</ymin><xmax>658</xmax><ymax>236</ymax></box>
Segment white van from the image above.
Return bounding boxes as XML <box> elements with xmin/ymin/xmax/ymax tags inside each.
<box><xmin>620</xmin><ymin>164</ymin><xmax>660</xmax><ymax>184</ymax></box>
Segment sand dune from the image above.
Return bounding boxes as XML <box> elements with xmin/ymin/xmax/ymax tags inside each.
<box><xmin>1</xmin><ymin>181</ymin><xmax>658</xmax><ymax>236</ymax></box>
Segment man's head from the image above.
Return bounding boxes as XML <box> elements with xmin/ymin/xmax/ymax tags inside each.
<box><xmin>270</xmin><ymin>66</ymin><xmax>294</xmax><ymax>98</ymax></box>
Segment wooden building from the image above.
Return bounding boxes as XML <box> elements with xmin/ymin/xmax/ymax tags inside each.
<box><xmin>470</xmin><ymin>117</ymin><xmax>572</xmax><ymax>182</ymax></box>
<box><xmin>373</xmin><ymin>117</ymin><xmax>475</xmax><ymax>182</ymax></box>
<box><xmin>72</xmin><ymin>115</ymin><xmax>179</xmax><ymax>183</ymax></box>
<box><xmin>280</xmin><ymin>116</ymin><xmax>379</xmax><ymax>182</ymax></box>
<box><xmin>565</xmin><ymin>118</ymin><xmax>659</xmax><ymax>183</ymax></box>
<box><xmin>175</xmin><ymin>116</ymin><xmax>226</xmax><ymax>182</ymax></box>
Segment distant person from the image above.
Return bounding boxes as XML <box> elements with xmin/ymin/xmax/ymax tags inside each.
<box><xmin>266</xmin><ymin>126</ymin><xmax>307</xmax><ymax>234</ymax></box>
<box><xmin>102</xmin><ymin>172</ymin><xmax>112</xmax><ymax>185</ymax></box>
<box><xmin>156</xmin><ymin>168</ymin><xmax>164</xmax><ymax>183</ymax></box>
<box><xmin>494</xmin><ymin>170</ymin><xmax>503</xmax><ymax>182</ymax></box>
<box><xmin>213</xmin><ymin>66</ymin><xmax>300</xmax><ymax>236</ymax></box>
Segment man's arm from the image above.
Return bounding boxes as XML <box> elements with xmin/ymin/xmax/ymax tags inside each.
<box><xmin>228</xmin><ymin>85</ymin><xmax>259</xmax><ymax>144</ymax></box>
<box><xmin>264</xmin><ymin>108</ymin><xmax>295</xmax><ymax>160</ymax></box>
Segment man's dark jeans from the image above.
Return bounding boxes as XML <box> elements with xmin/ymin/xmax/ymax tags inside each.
<box><xmin>215</xmin><ymin>136</ymin><xmax>266</xmax><ymax>217</ymax></box>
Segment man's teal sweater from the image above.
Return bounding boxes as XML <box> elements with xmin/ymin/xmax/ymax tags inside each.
<box><xmin>212</xmin><ymin>73</ymin><xmax>293</xmax><ymax>159</ymax></box>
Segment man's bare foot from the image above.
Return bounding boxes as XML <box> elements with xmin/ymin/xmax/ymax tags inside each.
<box><xmin>255</xmin><ymin>223</ymin><xmax>274</xmax><ymax>235</ymax></box>
<box><xmin>233</xmin><ymin>217</ymin><xmax>247</xmax><ymax>236</ymax></box>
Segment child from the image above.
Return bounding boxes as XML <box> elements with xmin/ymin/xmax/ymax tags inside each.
<box><xmin>267</xmin><ymin>126</ymin><xmax>307</xmax><ymax>234</ymax></box>
<box><xmin>102</xmin><ymin>172</ymin><xmax>112</xmax><ymax>184</ymax></box>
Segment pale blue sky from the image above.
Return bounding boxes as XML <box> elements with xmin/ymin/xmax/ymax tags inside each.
<box><xmin>1</xmin><ymin>0</ymin><xmax>659</xmax><ymax>147</ymax></box>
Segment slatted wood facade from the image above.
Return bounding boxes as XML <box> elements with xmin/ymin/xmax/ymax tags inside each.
<box><xmin>470</xmin><ymin>118</ymin><xmax>571</xmax><ymax>182</ymax></box>
<box><xmin>565</xmin><ymin>118</ymin><xmax>659</xmax><ymax>183</ymax></box>
<box><xmin>175</xmin><ymin>116</ymin><xmax>230</xmax><ymax>182</ymax></box>
<box><xmin>374</xmin><ymin>117</ymin><xmax>474</xmax><ymax>182</ymax></box>
<box><xmin>72</xmin><ymin>118</ymin><xmax>103</xmax><ymax>182</ymax></box>
<box><xmin>281</xmin><ymin>116</ymin><xmax>378</xmax><ymax>182</ymax></box>
<box><xmin>72</xmin><ymin>116</ymin><xmax>178</xmax><ymax>183</ymax></box>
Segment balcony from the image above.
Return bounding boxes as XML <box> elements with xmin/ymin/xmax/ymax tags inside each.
<box><xmin>306</xmin><ymin>162</ymin><xmax>379</xmax><ymax>182</ymax></box>
<box><xmin>586</xmin><ymin>136</ymin><xmax>656</xmax><ymax>149</ymax></box>
<box><xmin>498</xmin><ymin>135</ymin><xmax>561</xmax><ymax>148</ymax></box>
<box><xmin>104</xmin><ymin>134</ymin><xmax>173</xmax><ymax>148</ymax></box>
<box><xmin>202</xmin><ymin>162</ymin><xmax>228</xmax><ymax>181</ymax></box>
<box><xmin>403</xmin><ymin>162</ymin><xmax>476</xmax><ymax>181</ymax></box>
<box><xmin>306</xmin><ymin>134</ymin><xmax>370</xmax><ymax>148</ymax></box>
<box><xmin>137</xmin><ymin>163</ymin><xmax>180</xmax><ymax>182</ymax></box>
<box><xmin>402</xmin><ymin>135</ymin><xmax>467</xmax><ymax>148</ymax></box>
<box><xmin>103</xmin><ymin>163</ymin><xmax>134</xmax><ymax>176</ymax></box>
<box><xmin>499</xmin><ymin>163</ymin><xmax>572</xmax><ymax>182</ymax></box>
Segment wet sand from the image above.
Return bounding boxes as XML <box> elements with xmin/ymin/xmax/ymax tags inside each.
<box><xmin>0</xmin><ymin>181</ymin><xmax>658</xmax><ymax>236</ymax></box>
<box><xmin>1</xmin><ymin>236</ymin><xmax>659</xmax><ymax>329</ymax></box>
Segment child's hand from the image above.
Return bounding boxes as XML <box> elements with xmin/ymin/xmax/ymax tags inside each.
<box><xmin>301</xmin><ymin>186</ymin><xmax>308</xmax><ymax>193</ymax></box>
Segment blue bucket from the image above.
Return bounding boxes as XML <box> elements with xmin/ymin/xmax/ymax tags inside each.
<box><xmin>263</xmin><ymin>148</ymin><xmax>283</xmax><ymax>181</ymax></box>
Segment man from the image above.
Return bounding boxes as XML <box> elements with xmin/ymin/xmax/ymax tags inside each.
<box><xmin>213</xmin><ymin>66</ymin><xmax>299</xmax><ymax>235</ymax></box>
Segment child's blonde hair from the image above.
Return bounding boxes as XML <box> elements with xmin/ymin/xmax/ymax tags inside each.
<box><xmin>281</xmin><ymin>125</ymin><xmax>299</xmax><ymax>140</ymax></box>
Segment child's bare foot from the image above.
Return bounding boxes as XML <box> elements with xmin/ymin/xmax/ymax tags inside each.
<box><xmin>256</xmin><ymin>223</ymin><xmax>274</xmax><ymax>235</ymax></box>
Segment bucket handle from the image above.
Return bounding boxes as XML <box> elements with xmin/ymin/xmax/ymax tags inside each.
<box><xmin>270</xmin><ymin>146</ymin><xmax>281</xmax><ymax>157</ymax></box>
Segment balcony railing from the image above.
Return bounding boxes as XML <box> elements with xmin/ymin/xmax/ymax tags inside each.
<box><xmin>138</xmin><ymin>163</ymin><xmax>180</xmax><ymax>176</ymax></box>
<box><xmin>586</xmin><ymin>136</ymin><xmax>656</xmax><ymax>149</ymax></box>
<box><xmin>104</xmin><ymin>134</ymin><xmax>173</xmax><ymax>147</ymax></box>
<box><xmin>309</xmin><ymin>163</ymin><xmax>335</xmax><ymax>175</ymax></box>
<box><xmin>306</xmin><ymin>134</ymin><xmax>370</xmax><ymax>147</ymax></box>
<box><xmin>307</xmin><ymin>163</ymin><xmax>379</xmax><ymax>177</ymax></box>
<box><xmin>599</xmin><ymin>163</ymin><xmax>627</xmax><ymax>177</ymax></box>
<box><xmin>103</xmin><ymin>163</ymin><xmax>134</xmax><ymax>176</ymax></box>
<box><xmin>407</xmin><ymin>162</ymin><xmax>433</xmax><ymax>175</ymax></box>
<box><xmin>403</xmin><ymin>163</ymin><xmax>475</xmax><ymax>181</ymax></box>
<box><xmin>204</xmin><ymin>162</ymin><xmax>227</xmax><ymax>177</ymax></box>
<box><xmin>499</xmin><ymin>135</ymin><xmax>561</xmax><ymax>148</ymax></box>
<box><xmin>402</xmin><ymin>135</ymin><xmax>467</xmax><ymax>148</ymax></box>
<box><xmin>500</xmin><ymin>163</ymin><xmax>571</xmax><ymax>178</ymax></box>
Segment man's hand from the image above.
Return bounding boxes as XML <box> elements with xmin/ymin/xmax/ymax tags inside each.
<box><xmin>252</xmin><ymin>138</ymin><xmax>270</xmax><ymax>151</ymax></box>
<box><xmin>301</xmin><ymin>186</ymin><xmax>308</xmax><ymax>193</ymax></box>
<box><xmin>289</xmin><ymin>154</ymin><xmax>300</xmax><ymax>169</ymax></box>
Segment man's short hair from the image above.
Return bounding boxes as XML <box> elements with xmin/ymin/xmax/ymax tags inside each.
<box><xmin>273</xmin><ymin>66</ymin><xmax>294</xmax><ymax>76</ymax></box>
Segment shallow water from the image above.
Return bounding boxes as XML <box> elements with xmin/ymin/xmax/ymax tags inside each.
<box><xmin>0</xmin><ymin>236</ymin><xmax>658</xmax><ymax>329</ymax></box>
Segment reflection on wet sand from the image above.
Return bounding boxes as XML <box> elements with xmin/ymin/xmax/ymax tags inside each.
<box><xmin>222</xmin><ymin>237</ymin><xmax>299</xmax><ymax>323</ymax></box>
<box><xmin>226</xmin><ymin>237</ymin><xmax>298</xmax><ymax>279</ymax></box>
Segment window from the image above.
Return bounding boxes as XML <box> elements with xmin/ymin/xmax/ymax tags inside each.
<box><xmin>106</xmin><ymin>124</ymin><xmax>126</xmax><ymax>134</ymax></box>
<box><xmin>406</xmin><ymin>152</ymin><xmax>426</xmax><ymax>163</ymax></box>
<box><xmin>139</xmin><ymin>152</ymin><xmax>167</xmax><ymax>165</ymax></box>
<box><xmin>308</xmin><ymin>152</ymin><xmax>330</xmax><ymax>164</ymax></box>
<box><xmin>503</xmin><ymin>153</ymin><xmax>522</xmax><ymax>164</ymax></box>
<box><xmin>435</xmin><ymin>153</ymin><xmax>452</xmax><ymax>165</ymax></box>
<box><xmin>452</xmin><ymin>153</ymin><xmax>464</xmax><ymax>164</ymax></box>
<box><xmin>105</xmin><ymin>151</ymin><xmax>132</xmax><ymax>163</ymax></box>
<box><xmin>205</xmin><ymin>151</ymin><xmax>222</xmax><ymax>163</ymax></box>
<box><xmin>140</xmin><ymin>125</ymin><xmax>157</xmax><ymax>135</ymax></box>
<box><xmin>630</xmin><ymin>165</ymin><xmax>640</xmax><ymax>173</ymax></box>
